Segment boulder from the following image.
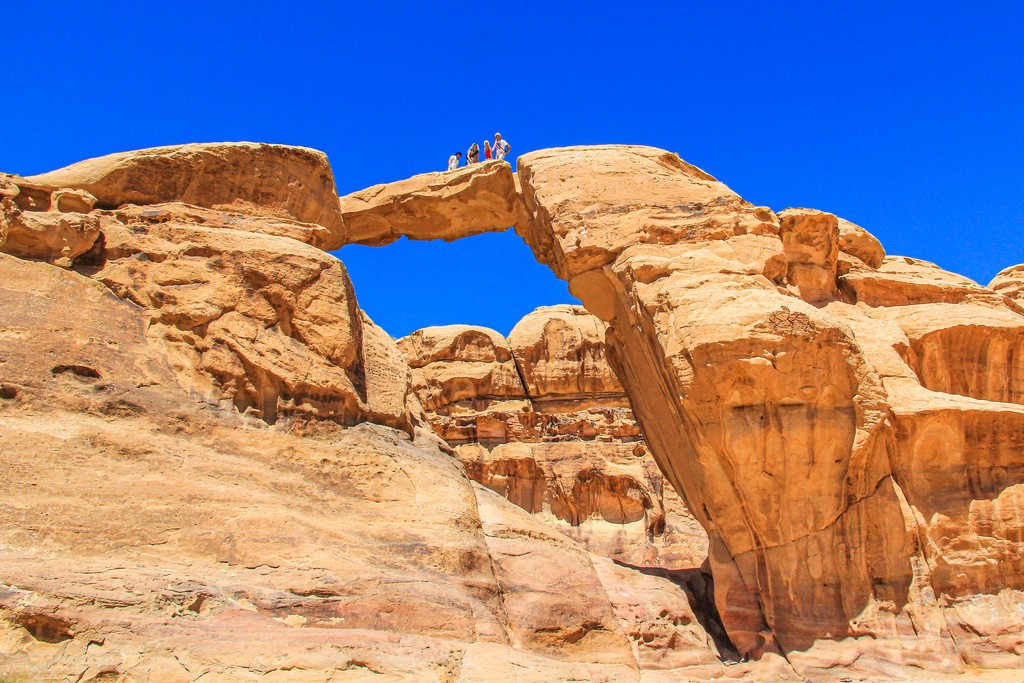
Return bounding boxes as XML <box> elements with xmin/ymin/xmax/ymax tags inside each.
<box><xmin>838</xmin><ymin>216</ymin><xmax>885</xmax><ymax>268</ymax></box>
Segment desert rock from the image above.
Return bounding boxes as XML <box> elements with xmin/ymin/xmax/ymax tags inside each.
<box><xmin>338</xmin><ymin>160</ymin><xmax>523</xmax><ymax>246</ymax></box>
<box><xmin>5</xmin><ymin>140</ymin><xmax>1024</xmax><ymax>681</ymax></box>
<box><xmin>514</xmin><ymin>144</ymin><xmax>976</xmax><ymax>677</ymax></box>
<box><xmin>21</xmin><ymin>143</ymin><xmax>345</xmax><ymax>247</ymax></box>
<box><xmin>989</xmin><ymin>263</ymin><xmax>1024</xmax><ymax>304</ymax></box>
<box><xmin>838</xmin><ymin>216</ymin><xmax>885</xmax><ymax>268</ymax></box>
<box><xmin>0</xmin><ymin>221</ymin><xmax>721</xmax><ymax>683</ymax></box>
<box><xmin>400</xmin><ymin>306</ymin><xmax>708</xmax><ymax>570</ymax></box>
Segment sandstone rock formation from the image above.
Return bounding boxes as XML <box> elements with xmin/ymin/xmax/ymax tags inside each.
<box><xmin>990</xmin><ymin>263</ymin><xmax>1024</xmax><ymax>304</ymax></box>
<box><xmin>0</xmin><ymin>147</ymin><xmax>729</xmax><ymax>682</ymax></box>
<box><xmin>399</xmin><ymin>306</ymin><xmax>709</xmax><ymax>570</ymax></box>
<box><xmin>338</xmin><ymin>160</ymin><xmax>522</xmax><ymax>247</ymax></box>
<box><xmin>512</xmin><ymin>144</ymin><xmax>1024</xmax><ymax>678</ymax></box>
<box><xmin>7</xmin><ymin>143</ymin><xmax>345</xmax><ymax>253</ymax></box>
<box><xmin>4</xmin><ymin>140</ymin><xmax>1024</xmax><ymax>682</ymax></box>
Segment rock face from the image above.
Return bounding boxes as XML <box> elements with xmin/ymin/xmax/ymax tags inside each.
<box><xmin>338</xmin><ymin>160</ymin><xmax>523</xmax><ymax>246</ymax></box>
<box><xmin>19</xmin><ymin>143</ymin><xmax>345</xmax><ymax>248</ymax></box>
<box><xmin>5</xmin><ymin>141</ymin><xmax>1024</xmax><ymax>682</ymax></box>
<box><xmin>0</xmin><ymin>148</ymin><xmax>731</xmax><ymax>682</ymax></box>
<box><xmin>514</xmin><ymin>144</ymin><xmax>1024</xmax><ymax>677</ymax></box>
<box><xmin>990</xmin><ymin>263</ymin><xmax>1024</xmax><ymax>304</ymax></box>
<box><xmin>1</xmin><ymin>173</ymin><xmax>104</xmax><ymax>265</ymax></box>
<box><xmin>399</xmin><ymin>306</ymin><xmax>708</xmax><ymax>571</ymax></box>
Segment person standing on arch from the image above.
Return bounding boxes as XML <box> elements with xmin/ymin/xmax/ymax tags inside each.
<box><xmin>447</xmin><ymin>151</ymin><xmax>462</xmax><ymax>171</ymax></box>
<box><xmin>467</xmin><ymin>142</ymin><xmax>480</xmax><ymax>164</ymax></box>
<box><xmin>492</xmin><ymin>133</ymin><xmax>511</xmax><ymax>161</ymax></box>
<box><xmin>483</xmin><ymin>140</ymin><xmax>492</xmax><ymax>160</ymax></box>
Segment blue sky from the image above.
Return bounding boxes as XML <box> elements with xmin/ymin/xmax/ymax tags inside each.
<box><xmin>4</xmin><ymin>2</ymin><xmax>1022</xmax><ymax>338</ymax></box>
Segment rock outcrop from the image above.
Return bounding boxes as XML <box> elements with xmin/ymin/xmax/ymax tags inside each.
<box><xmin>0</xmin><ymin>147</ymin><xmax>731</xmax><ymax>683</ymax></box>
<box><xmin>512</xmin><ymin>144</ymin><xmax>1024</xmax><ymax>678</ymax></box>
<box><xmin>399</xmin><ymin>306</ymin><xmax>708</xmax><ymax>571</ymax></box>
<box><xmin>22</xmin><ymin>143</ymin><xmax>344</xmax><ymax>241</ymax></box>
<box><xmin>990</xmin><ymin>263</ymin><xmax>1024</xmax><ymax>304</ymax></box>
<box><xmin>5</xmin><ymin>140</ymin><xmax>1024</xmax><ymax>682</ymax></box>
<box><xmin>338</xmin><ymin>160</ymin><xmax>523</xmax><ymax>247</ymax></box>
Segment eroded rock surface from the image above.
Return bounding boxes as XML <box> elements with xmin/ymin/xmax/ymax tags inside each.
<box><xmin>5</xmin><ymin>141</ymin><xmax>1024</xmax><ymax>682</ymax></box>
<box><xmin>400</xmin><ymin>306</ymin><xmax>709</xmax><ymax>571</ymax></box>
<box><xmin>19</xmin><ymin>143</ymin><xmax>344</xmax><ymax>248</ymax></box>
<box><xmin>0</xmin><ymin>146</ymin><xmax>749</xmax><ymax>682</ymax></box>
<box><xmin>338</xmin><ymin>160</ymin><xmax>523</xmax><ymax>246</ymax></box>
<box><xmin>515</xmin><ymin>144</ymin><xmax>1024</xmax><ymax>678</ymax></box>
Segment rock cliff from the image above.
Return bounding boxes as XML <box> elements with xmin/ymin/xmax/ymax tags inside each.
<box><xmin>398</xmin><ymin>305</ymin><xmax>709</xmax><ymax>570</ymax></box>
<box><xmin>3</xmin><ymin>141</ymin><xmax>1024</xmax><ymax>682</ymax></box>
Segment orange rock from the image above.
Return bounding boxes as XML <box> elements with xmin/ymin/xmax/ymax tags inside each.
<box><xmin>515</xmin><ymin>144</ymin><xmax>966</xmax><ymax>677</ymax></box>
<box><xmin>22</xmin><ymin>143</ymin><xmax>344</xmax><ymax>247</ymax></box>
<box><xmin>338</xmin><ymin>159</ymin><xmax>523</xmax><ymax>246</ymax></box>
<box><xmin>989</xmin><ymin>263</ymin><xmax>1024</xmax><ymax>304</ymax></box>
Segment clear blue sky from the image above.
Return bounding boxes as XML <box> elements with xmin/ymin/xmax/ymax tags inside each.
<box><xmin>4</xmin><ymin>2</ymin><xmax>1022</xmax><ymax>338</ymax></box>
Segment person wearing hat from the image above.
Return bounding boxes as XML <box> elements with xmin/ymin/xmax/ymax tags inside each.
<box><xmin>483</xmin><ymin>140</ymin><xmax>492</xmax><ymax>160</ymax></box>
<box><xmin>448</xmin><ymin>151</ymin><xmax>462</xmax><ymax>171</ymax></box>
<box><xmin>493</xmin><ymin>133</ymin><xmax>511</xmax><ymax>161</ymax></box>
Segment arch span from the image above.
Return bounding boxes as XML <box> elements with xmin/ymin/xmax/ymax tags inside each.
<box><xmin>338</xmin><ymin>143</ymin><xmax>1024</xmax><ymax>677</ymax></box>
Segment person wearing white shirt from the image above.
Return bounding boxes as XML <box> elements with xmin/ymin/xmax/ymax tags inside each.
<box><xmin>493</xmin><ymin>133</ymin><xmax>511</xmax><ymax>160</ymax></box>
<box><xmin>448</xmin><ymin>152</ymin><xmax>462</xmax><ymax>171</ymax></box>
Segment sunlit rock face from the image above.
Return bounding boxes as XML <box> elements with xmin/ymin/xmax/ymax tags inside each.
<box><xmin>515</xmin><ymin>144</ymin><xmax>1024</xmax><ymax>678</ymax></box>
<box><xmin>399</xmin><ymin>305</ymin><xmax>709</xmax><ymax>571</ymax></box>
<box><xmin>2</xmin><ymin>146</ymin><xmax>734</xmax><ymax>682</ymax></box>
<box><xmin>5</xmin><ymin>140</ymin><xmax>1024</xmax><ymax>681</ymax></box>
<box><xmin>337</xmin><ymin>159</ymin><xmax>523</xmax><ymax>247</ymax></box>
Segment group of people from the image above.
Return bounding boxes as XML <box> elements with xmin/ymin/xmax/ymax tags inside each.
<box><xmin>448</xmin><ymin>133</ymin><xmax>511</xmax><ymax>170</ymax></box>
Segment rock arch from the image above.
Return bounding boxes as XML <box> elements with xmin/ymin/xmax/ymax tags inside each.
<box><xmin>335</xmin><ymin>144</ymin><xmax>1024</xmax><ymax>675</ymax></box>
<box><xmin>7</xmin><ymin>141</ymin><xmax>1024</xmax><ymax>676</ymax></box>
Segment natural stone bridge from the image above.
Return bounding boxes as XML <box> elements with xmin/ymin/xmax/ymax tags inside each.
<box><xmin>4</xmin><ymin>142</ymin><xmax>1024</xmax><ymax>678</ymax></box>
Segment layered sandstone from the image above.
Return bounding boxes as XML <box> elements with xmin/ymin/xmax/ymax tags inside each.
<box><xmin>989</xmin><ymin>263</ymin><xmax>1024</xmax><ymax>304</ymax></box>
<box><xmin>22</xmin><ymin>143</ymin><xmax>344</xmax><ymax>243</ymax></box>
<box><xmin>399</xmin><ymin>306</ymin><xmax>708</xmax><ymax>570</ymax></box>
<box><xmin>338</xmin><ymin>160</ymin><xmax>523</xmax><ymax>246</ymax></box>
<box><xmin>513</xmin><ymin>144</ymin><xmax>1024</xmax><ymax>678</ymax></box>
<box><xmin>0</xmin><ymin>146</ymin><xmax>729</xmax><ymax>682</ymax></box>
<box><xmin>5</xmin><ymin>140</ymin><xmax>1024</xmax><ymax>682</ymax></box>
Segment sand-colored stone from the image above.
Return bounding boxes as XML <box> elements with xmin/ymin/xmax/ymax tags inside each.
<box><xmin>827</xmin><ymin>301</ymin><xmax>1024</xmax><ymax>670</ymax></box>
<box><xmin>777</xmin><ymin>207</ymin><xmax>840</xmax><ymax>304</ymax></box>
<box><xmin>0</xmin><ymin>174</ymin><xmax>103</xmax><ymax>265</ymax></box>
<box><xmin>871</xmin><ymin>303</ymin><xmax>1024</xmax><ymax>405</ymax></box>
<box><xmin>838</xmin><ymin>216</ymin><xmax>885</xmax><ymax>269</ymax></box>
<box><xmin>398</xmin><ymin>318</ymin><xmax>641</xmax><ymax>445</ymax></box>
<box><xmin>508</xmin><ymin>304</ymin><xmax>627</xmax><ymax>407</ymax></box>
<box><xmin>472</xmin><ymin>484</ymin><xmax>638</xmax><ymax>671</ymax></box>
<box><xmin>841</xmin><ymin>255</ymin><xmax>1006</xmax><ymax>308</ymax></box>
<box><xmin>6</xmin><ymin>140</ymin><xmax>1024</xmax><ymax>681</ymax></box>
<box><xmin>338</xmin><ymin>160</ymin><xmax>523</xmax><ymax>246</ymax></box>
<box><xmin>400</xmin><ymin>305</ymin><xmax>706</xmax><ymax>571</ymax></box>
<box><xmin>461</xmin><ymin>441</ymin><xmax>707</xmax><ymax>569</ymax></box>
<box><xmin>397</xmin><ymin>324</ymin><xmax>527</xmax><ymax>415</ymax></box>
<box><xmin>89</xmin><ymin>215</ymin><xmax>413</xmax><ymax>431</ymax></box>
<box><xmin>989</xmin><ymin>263</ymin><xmax>1024</xmax><ymax>304</ymax></box>
<box><xmin>515</xmin><ymin>144</ymin><xmax>967</xmax><ymax>677</ymax></box>
<box><xmin>21</xmin><ymin>143</ymin><xmax>345</xmax><ymax>248</ymax></box>
<box><xmin>0</xmin><ymin>248</ymin><xmax>721</xmax><ymax>683</ymax></box>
